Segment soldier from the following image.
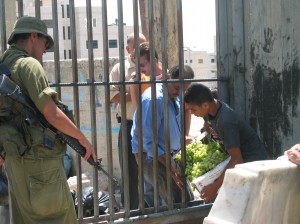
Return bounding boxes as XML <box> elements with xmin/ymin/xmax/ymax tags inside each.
<box><xmin>0</xmin><ymin>16</ymin><xmax>96</xmax><ymax>223</ymax></box>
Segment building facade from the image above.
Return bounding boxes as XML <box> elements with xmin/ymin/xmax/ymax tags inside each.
<box><xmin>184</xmin><ymin>48</ymin><xmax>217</xmax><ymax>88</ymax></box>
<box><xmin>22</xmin><ymin>0</ymin><xmax>135</xmax><ymax>61</ymax></box>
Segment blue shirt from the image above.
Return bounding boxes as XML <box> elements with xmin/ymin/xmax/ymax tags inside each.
<box><xmin>131</xmin><ymin>84</ymin><xmax>181</xmax><ymax>160</ymax></box>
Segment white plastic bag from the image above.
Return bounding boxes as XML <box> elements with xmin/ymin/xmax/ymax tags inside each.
<box><xmin>192</xmin><ymin>156</ymin><xmax>231</xmax><ymax>192</ymax></box>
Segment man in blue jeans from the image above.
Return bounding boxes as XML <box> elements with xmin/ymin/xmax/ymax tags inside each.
<box><xmin>131</xmin><ymin>65</ymin><xmax>195</xmax><ymax>206</ymax></box>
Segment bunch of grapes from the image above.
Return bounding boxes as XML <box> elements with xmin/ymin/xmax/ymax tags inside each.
<box><xmin>174</xmin><ymin>141</ymin><xmax>229</xmax><ymax>182</ymax></box>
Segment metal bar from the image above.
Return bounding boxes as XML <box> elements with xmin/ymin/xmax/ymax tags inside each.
<box><xmin>176</xmin><ymin>0</ymin><xmax>187</xmax><ymax>207</ymax></box>
<box><xmin>81</xmin><ymin>203</ymin><xmax>212</xmax><ymax>223</ymax></box>
<box><xmin>17</xmin><ymin>0</ymin><xmax>24</xmax><ymax>17</ymax></box>
<box><xmin>116</xmin><ymin>0</ymin><xmax>131</xmax><ymax>216</ymax></box>
<box><xmin>51</xmin><ymin>0</ymin><xmax>61</xmax><ymax>99</ymax></box>
<box><xmin>48</xmin><ymin>77</ymin><xmax>229</xmax><ymax>88</ymax></box>
<box><xmin>147</xmin><ymin>0</ymin><xmax>159</xmax><ymax>212</ymax></box>
<box><xmin>160</xmin><ymin>0</ymin><xmax>173</xmax><ymax>210</ymax></box>
<box><xmin>0</xmin><ymin>0</ymin><xmax>6</xmax><ymax>54</ymax></box>
<box><xmin>35</xmin><ymin>0</ymin><xmax>40</xmax><ymax>18</ymax></box>
<box><xmin>216</xmin><ymin>0</ymin><xmax>230</xmax><ymax>104</ymax></box>
<box><xmin>69</xmin><ymin>0</ymin><xmax>84</xmax><ymax>220</ymax></box>
<box><xmin>85</xmin><ymin>0</ymin><xmax>100</xmax><ymax>218</ymax></box>
<box><xmin>133</xmin><ymin>0</ymin><xmax>145</xmax><ymax>213</ymax></box>
<box><xmin>101</xmin><ymin>0</ymin><xmax>116</xmax><ymax>220</ymax></box>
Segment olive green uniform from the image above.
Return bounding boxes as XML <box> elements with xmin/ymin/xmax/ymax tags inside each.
<box><xmin>0</xmin><ymin>45</ymin><xmax>77</xmax><ymax>223</ymax></box>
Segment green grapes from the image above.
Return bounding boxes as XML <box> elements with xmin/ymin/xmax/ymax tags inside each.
<box><xmin>174</xmin><ymin>141</ymin><xmax>229</xmax><ymax>181</ymax></box>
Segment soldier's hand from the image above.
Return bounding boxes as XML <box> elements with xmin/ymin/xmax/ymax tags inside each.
<box><xmin>78</xmin><ymin>136</ymin><xmax>97</xmax><ymax>162</ymax></box>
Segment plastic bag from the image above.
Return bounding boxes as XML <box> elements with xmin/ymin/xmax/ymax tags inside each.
<box><xmin>192</xmin><ymin>156</ymin><xmax>231</xmax><ymax>192</ymax></box>
<box><xmin>71</xmin><ymin>187</ymin><xmax>119</xmax><ymax>217</ymax></box>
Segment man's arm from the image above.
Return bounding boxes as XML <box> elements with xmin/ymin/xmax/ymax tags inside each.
<box><xmin>42</xmin><ymin>97</ymin><xmax>96</xmax><ymax>162</ymax></box>
<box><xmin>200</xmin><ymin>147</ymin><xmax>243</xmax><ymax>203</ymax></box>
<box><xmin>110</xmin><ymin>92</ymin><xmax>131</xmax><ymax>104</ymax></box>
<box><xmin>109</xmin><ymin>62</ymin><xmax>132</xmax><ymax>104</ymax></box>
<box><xmin>185</xmin><ymin>109</ymin><xmax>194</xmax><ymax>144</ymax></box>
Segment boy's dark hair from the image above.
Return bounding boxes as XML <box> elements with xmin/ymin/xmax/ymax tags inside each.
<box><xmin>137</xmin><ymin>42</ymin><xmax>158</xmax><ymax>61</ymax></box>
<box><xmin>184</xmin><ymin>83</ymin><xmax>214</xmax><ymax>105</ymax></box>
<box><xmin>210</xmin><ymin>87</ymin><xmax>219</xmax><ymax>99</ymax></box>
<box><xmin>169</xmin><ymin>65</ymin><xmax>195</xmax><ymax>79</ymax></box>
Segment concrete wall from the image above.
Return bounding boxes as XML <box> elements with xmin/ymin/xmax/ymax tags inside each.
<box><xmin>43</xmin><ymin>58</ymin><xmax>122</xmax><ymax>177</ymax></box>
<box><xmin>216</xmin><ymin>0</ymin><xmax>300</xmax><ymax>158</ymax></box>
<box><xmin>204</xmin><ymin>159</ymin><xmax>300</xmax><ymax>224</ymax></box>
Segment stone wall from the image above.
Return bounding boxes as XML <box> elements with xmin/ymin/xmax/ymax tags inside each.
<box><xmin>43</xmin><ymin>58</ymin><xmax>122</xmax><ymax>178</ymax></box>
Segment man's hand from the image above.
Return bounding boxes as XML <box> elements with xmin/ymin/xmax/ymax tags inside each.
<box><xmin>285</xmin><ymin>144</ymin><xmax>300</xmax><ymax>166</ymax></box>
<box><xmin>158</xmin><ymin>155</ymin><xmax>184</xmax><ymax>190</ymax></box>
<box><xmin>185</xmin><ymin>135</ymin><xmax>194</xmax><ymax>145</ymax></box>
<box><xmin>170</xmin><ymin>164</ymin><xmax>184</xmax><ymax>190</ymax></box>
<box><xmin>200</xmin><ymin>182</ymin><xmax>218</xmax><ymax>203</ymax></box>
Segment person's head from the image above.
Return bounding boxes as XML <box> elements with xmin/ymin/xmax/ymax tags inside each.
<box><xmin>184</xmin><ymin>83</ymin><xmax>215</xmax><ymax>117</ymax></box>
<box><xmin>210</xmin><ymin>87</ymin><xmax>219</xmax><ymax>99</ymax></box>
<box><xmin>167</xmin><ymin>65</ymin><xmax>194</xmax><ymax>99</ymax></box>
<box><xmin>126</xmin><ymin>33</ymin><xmax>146</xmax><ymax>55</ymax></box>
<box><xmin>7</xmin><ymin>16</ymin><xmax>54</xmax><ymax>60</ymax></box>
<box><xmin>134</xmin><ymin>42</ymin><xmax>159</xmax><ymax>75</ymax></box>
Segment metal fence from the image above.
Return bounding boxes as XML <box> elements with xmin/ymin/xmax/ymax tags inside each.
<box><xmin>0</xmin><ymin>0</ymin><xmax>228</xmax><ymax>223</ymax></box>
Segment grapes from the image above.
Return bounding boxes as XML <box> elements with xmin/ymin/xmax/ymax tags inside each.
<box><xmin>174</xmin><ymin>141</ymin><xmax>229</xmax><ymax>181</ymax></box>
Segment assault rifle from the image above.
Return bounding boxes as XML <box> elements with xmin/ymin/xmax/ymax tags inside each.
<box><xmin>0</xmin><ymin>72</ymin><xmax>118</xmax><ymax>186</ymax></box>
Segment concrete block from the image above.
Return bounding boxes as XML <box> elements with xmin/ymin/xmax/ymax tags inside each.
<box><xmin>204</xmin><ymin>160</ymin><xmax>300</xmax><ymax>224</ymax></box>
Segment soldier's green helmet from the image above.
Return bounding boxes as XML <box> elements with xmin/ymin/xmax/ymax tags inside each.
<box><xmin>7</xmin><ymin>16</ymin><xmax>54</xmax><ymax>50</ymax></box>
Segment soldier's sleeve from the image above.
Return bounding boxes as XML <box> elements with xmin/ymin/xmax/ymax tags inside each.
<box><xmin>18</xmin><ymin>57</ymin><xmax>57</xmax><ymax>112</ymax></box>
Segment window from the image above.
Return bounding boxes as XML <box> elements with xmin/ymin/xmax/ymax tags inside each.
<box><xmin>64</xmin><ymin>50</ymin><xmax>66</xmax><ymax>59</ymax></box>
<box><xmin>61</xmin><ymin>5</ymin><xmax>64</xmax><ymax>18</ymax></box>
<box><xmin>185</xmin><ymin>60</ymin><xmax>188</xmax><ymax>63</ymax></box>
<box><xmin>93</xmin><ymin>18</ymin><xmax>97</xmax><ymax>27</ymax></box>
<box><xmin>190</xmin><ymin>59</ymin><xmax>193</xmax><ymax>63</ymax></box>
<box><xmin>67</xmin><ymin>4</ymin><xmax>70</xmax><ymax>18</ymax></box>
<box><xmin>63</xmin><ymin>27</ymin><xmax>65</xmax><ymax>40</ymax></box>
<box><xmin>86</xmin><ymin>40</ymin><xmax>99</xmax><ymax>49</ymax></box>
<box><xmin>109</xmin><ymin>39</ymin><xmax>118</xmax><ymax>48</ymax></box>
<box><xmin>69</xmin><ymin>50</ymin><xmax>72</xmax><ymax>59</ymax></box>
<box><xmin>198</xmin><ymin>59</ymin><xmax>203</xmax><ymax>64</ymax></box>
<box><xmin>67</xmin><ymin>26</ymin><xmax>71</xmax><ymax>40</ymax></box>
<box><xmin>211</xmin><ymin>58</ymin><xmax>215</xmax><ymax>63</ymax></box>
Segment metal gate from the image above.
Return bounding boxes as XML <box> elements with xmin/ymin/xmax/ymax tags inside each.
<box><xmin>0</xmin><ymin>0</ymin><xmax>227</xmax><ymax>223</ymax></box>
